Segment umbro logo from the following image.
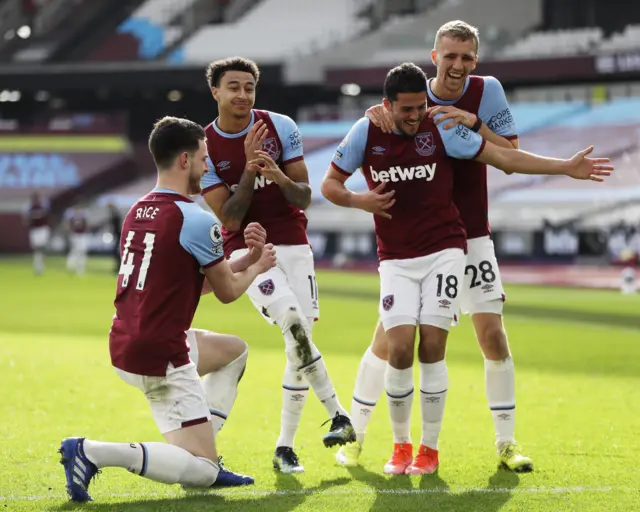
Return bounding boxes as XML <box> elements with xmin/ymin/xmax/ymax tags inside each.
<box><xmin>481</xmin><ymin>284</ymin><xmax>493</xmax><ymax>291</ymax></box>
<box><xmin>372</xmin><ymin>146</ymin><xmax>386</xmax><ymax>155</ymax></box>
<box><xmin>439</xmin><ymin>299</ymin><xmax>451</xmax><ymax>308</ymax></box>
<box><xmin>217</xmin><ymin>160</ymin><xmax>230</xmax><ymax>171</ymax></box>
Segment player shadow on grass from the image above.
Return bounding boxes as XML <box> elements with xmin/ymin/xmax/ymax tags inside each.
<box><xmin>55</xmin><ymin>475</ymin><xmax>351</xmax><ymax>512</ymax></box>
<box><xmin>346</xmin><ymin>465</ymin><xmax>520</xmax><ymax>512</ymax></box>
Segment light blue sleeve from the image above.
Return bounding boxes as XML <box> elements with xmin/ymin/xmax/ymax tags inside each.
<box><xmin>176</xmin><ymin>202</ymin><xmax>224</xmax><ymax>267</ymax></box>
<box><xmin>436</xmin><ymin>115</ymin><xmax>484</xmax><ymax>160</ymax></box>
<box><xmin>201</xmin><ymin>156</ymin><xmax>224</xmax><ymax>192</ymax></box>
<box><xmin>331</xmin><ymin>117</ymin><xmax>369</xmax><ymax>175</ymax></box>
<box><xmin>478</xmin><ymin>76</ymin><xmax>518</xmax><ymax>137</ymax></box>
<box><xmin>270</xmin><ymin>112</ymin><xmax>304</xmax><ymax>163</ymax></box>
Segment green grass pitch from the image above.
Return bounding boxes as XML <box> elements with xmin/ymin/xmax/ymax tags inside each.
<box><xmin>0</xmin><ymin>257</ymin><xmax>639</xmax><ymax>511</ymax></box>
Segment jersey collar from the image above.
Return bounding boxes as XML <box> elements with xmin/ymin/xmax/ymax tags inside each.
<box><xmin>212</xmin><ymin>110</ymin><xmax>255</xmax><ymax>138</ymax></box>
<box><xmin>427</xmin><ymin>77</ymin><xmax>470</xmax><ymax>105</ymax></box>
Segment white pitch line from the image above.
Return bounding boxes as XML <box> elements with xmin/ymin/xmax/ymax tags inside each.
<box><xmin>1</xmin><ymin>486</ymin><xmax>637</xmax><ymax>502</ymax></box>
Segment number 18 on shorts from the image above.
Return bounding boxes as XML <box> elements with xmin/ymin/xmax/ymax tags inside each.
<box><xmin>378</xmin><ymin>248</ymin><xmax>466</xmax><ymax>331</ymax></box>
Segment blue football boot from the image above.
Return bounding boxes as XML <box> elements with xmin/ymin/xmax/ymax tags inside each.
<box><xmin>58</xmin><ymin>437</ymin><xmax>99</xmax><ymax>502</ymax></box>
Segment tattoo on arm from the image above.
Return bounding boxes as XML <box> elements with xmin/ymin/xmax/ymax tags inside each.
<box><xmin>221</xmin><ymin>170</ymin><xmax>256</xmax><ymax>229</ymax></box>
<box><xmin>280</xmin><ymin>179</ymin><xmax>311</xmax><ymax>209</ymax></box>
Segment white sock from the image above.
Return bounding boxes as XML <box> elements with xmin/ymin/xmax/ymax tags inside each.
<box><xmin>34</xmin><ymin>251</ymin><xmax>44</xmax><ymax>274</ymax></box>
<box><xmin>271</xmin><ymin>301</ymin><xmax>348</xmax><ymax>420</ymax></box>
<box><xmin>203</xmin><ymin>348</ymin><xmax>248</xmax><ymax>436</ymax></box>
<box><xmin>485</xmin><ymin>356</ymin><xmax>516</xmax><ymax>447</ymax></box>
<box><xmin>83</xmin><ymin>440</ymin><xmax>219</xmax><ymax>487</ymax></box>
<box><xmin>419</xmin><ymin>360</ymin><xmax>448</xmax><ymax>450</ymax></box>
<box><xmin>76</xmin><ymin>252</ymin><xmax>86</xmax><ymax>275</ymax></box>
<box><xmin>351</xmin><ymin>346</ymin><xmax>387</xmax><ymax>444</ymax></box>
<box><xmin>299</xmin><ymin>353</ymin><xmax>348</xmax><ymax>418</ymax></box>
<box><xmin>385</xmin><ymin>365</ymin><xmax>413</xmax><ymax>444</ymax></box>
<box><xmin>276</xmin><ymin>363</ymin><xmax>309</xmax><ymax>448</ymax></box>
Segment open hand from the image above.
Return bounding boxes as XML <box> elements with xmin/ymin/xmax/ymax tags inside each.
<box><xmin>565</xmin><ymin>146</ymin><xmax>614</xmax><ymax>182</ymax></box>
<box><xmin>244</xmin><ymin>120</ymin><xmax>268</xmax><ymax>163</ymax></box>
<box><xmin>428</xmin><ymin>105</ymin><xmax>477</xmax><ymax>130</ymax></box>
<box><xmin>365</xmin><ymin>104</ymin><xmax>394</xmax><ymax>134</ymax></box>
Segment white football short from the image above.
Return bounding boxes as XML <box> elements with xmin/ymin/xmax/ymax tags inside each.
<box><xmin>29</xmin><ymin>226</ymin><xmax>50</xmax><ymax>249</ymax></box>
<box><xmin>459</xmin><ymin>236</ymin><xmax>506</xmax><ymax>316</ymax></box>
<box><xmin>114</xmin><ymin>329</ymin><xmax>210</xmax><ymax>434</ymax></box>
<box><xmin>69</xmin><ymin>233</ymin><xmax>89</xmax><ymax>254</ymax></box>
<box><xmin>378</xmin><ymin>248</ymin><xmax>466</xmax><ymax>331</ymax></box>
<box><xmin>229</xmin><ymin>244</ymin><xmax>320</xmax><ymax>324</ymax></box>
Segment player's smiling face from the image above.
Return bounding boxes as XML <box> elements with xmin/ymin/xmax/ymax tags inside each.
<box><xmin>213</xmin><ymin>71</ymin><xmax>256</xmax><ymax>119</ymax></box>
<box><xmin>187</xmin><ymin>139</ymin><xmax>208</xmax><ymax>195</ymax></box>
<box><xmin>384</xmin><ymin>92</ymin><xmax>427</xmax><ymax>137</ymax></box>
<box><xmin>431</xmin><ymin>36</ymin><xmax>478</xmax><ymax>93</ymax></box>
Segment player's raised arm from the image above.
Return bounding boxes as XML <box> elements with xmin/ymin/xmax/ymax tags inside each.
<box><xmin>200</xmin><ymin>222</ymin><xmax>269</xmax><ymax>295</ymax></box>
<box><xmin>179</xmin><ymin>203</ymin><xmax>276</xmax><ymax>303</ymax></box>
<box><xmin>201</xmin><ymin>121</ymin><xmax>268</xmax><ymax>231</ymax></box>
<box><xmin>227</xmin><ymin>222</ymin><xmax>267</xmax><ymax>273</ymax></box>
<box><xmin>205</xmin><ymin>244</ymin><xmax>276</xmax><ymax>303</ymax></box>
<box><xmin>437</xmin><ymin>118</ymin><xmax>613</xmax><ymax>181</ymax></box>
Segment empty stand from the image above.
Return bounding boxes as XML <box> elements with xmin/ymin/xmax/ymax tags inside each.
<box><xmin>598</xmin><ymin>24</ymin><xmax>640</xmax><ymax>53</ymax></box>
<box><xmin>181</xmin><ymin>0</ymin><xmax>367</xmax><ymax>63</ymax></box>
<box><xmin>498</xmin><ymin>27</ymin><xmax>604</xmax><ymax>60</ymax></box>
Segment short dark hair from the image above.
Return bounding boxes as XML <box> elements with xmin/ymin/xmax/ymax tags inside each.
<box><xmin>383</xmin><ymin>62</ymin><xmax>427</xmax><ymax>102</ymax></box>
<box><xmin>205</xmin><ymin>56</ymin><xmax>260</xmax><ymax>89</ymax></box>
<box><xmin>148</xmin><ymin>116</ymin><xmax>205</xmax><ymax>169</ymax></box>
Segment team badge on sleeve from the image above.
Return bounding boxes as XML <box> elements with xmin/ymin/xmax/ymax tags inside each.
<box><xmin>258</xmin><ymin>279</ymin><xmax>275</xmax><ymax>296</ymax></box>
<box><xmin>382</xmin><ymin>294</ymin><xmax>395</xmax><ymax>311</ymax></box>
<box><xmin>415</xmin><ymin>132</ymin><xmax>436</xmax><ymax>156</ymax></box>
<box><xmin>210</xmin><ymin>223</ymin><xmax>223</xmax><ymax>251</ymax></box>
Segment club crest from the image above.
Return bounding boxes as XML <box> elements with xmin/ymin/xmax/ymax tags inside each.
<box><xmin>258</xmin><ymin>278</ymin><xmax>275</xmax><ymax>296</ymax></box>
<box><xmin>263</xmin><ymin>137</ymin><xmax>281</xmax><ymax>160</ymax></box>
<box><xmin>382</xmin><ymin>294</ymin><xmax>394</xmax><ymax>311</ymax></box>
<box><xmin>415</xmin><ymin>132</ymin><xmax>436</xmax><ymax>156</ymax></box>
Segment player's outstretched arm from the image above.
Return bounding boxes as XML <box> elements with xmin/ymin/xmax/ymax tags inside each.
<box><xmin>321</xmin><ymin>166</ymin><xmax>396</xmax><ymax>219</ymax></box>
<box><xmin>204</xmin><ymin>243</ymin><xmax>276</xmax><ymax>303</ymax></box>
<box><xmin>475</xmin><ymin>142</ymin><xmax>614</xmax><ymax>181</ymax></box>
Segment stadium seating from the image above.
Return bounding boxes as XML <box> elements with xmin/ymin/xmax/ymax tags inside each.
<box><xmin>180</xmin><ymin>0</ymin><xmax>368</xmax><ymax>63</ymax></box>
<box><xmin>117</xmin><ymin>0</ymin><xmax>199</xmax><ymax>59</ymax></box>
<box><xmin>282</xmin><ymin>0</ymin><xmax>540</xmax><ymax>80</ymax></box>
<box><xmin>498</xmin><ymin>27</ymin><xmax>604</xmax><ymax>60</ymax></box>
<box><xmin>598</xmin><ymin>24</ymin><xmax>640</xmax><ymax>53</ymax></box>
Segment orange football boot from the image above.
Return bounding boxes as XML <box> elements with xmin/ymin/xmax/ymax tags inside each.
<box><xmin>405</xmin><ymin>444</ymin><xmax>439</xmax><ymax>475</ymax></box>
<box><xmin>383</xmin><ymin>443</ymin><xmax>413</xmax><ymax>475</ymax></box>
